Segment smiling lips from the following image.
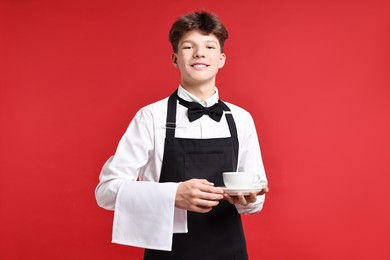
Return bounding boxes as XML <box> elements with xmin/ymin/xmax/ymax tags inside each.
<box><xmin>191</xmin><ymin>63</ymin><xmax>209</xmax><ymax>68</ymax></box>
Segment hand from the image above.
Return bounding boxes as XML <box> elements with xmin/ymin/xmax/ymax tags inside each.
<box><xmin>175</xmin><ymin>179</ymin><xmax>224</xmax><ymax>213</ymax></box>
<box><xmin>224</xmin><ymin>186</ymin><xmax>269</xmax><ymax>206</ymax></box>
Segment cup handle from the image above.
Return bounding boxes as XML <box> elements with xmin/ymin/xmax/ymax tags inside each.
<box><xmin>253</xmin><ymin>174</ymin><xmax>261</xmax><ymax>187</ymax></box>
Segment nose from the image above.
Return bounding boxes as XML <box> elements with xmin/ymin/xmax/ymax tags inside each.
<box><xmin>193</xmin><ymin>47</ymin><xmax>205</xmax><ymax>58</ymax></box>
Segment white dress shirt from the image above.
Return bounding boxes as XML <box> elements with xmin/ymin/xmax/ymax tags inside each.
<box><xmin>95</xmin><ymin>86</ymin><xmax>267</xmax><ymax>251</ymax></box>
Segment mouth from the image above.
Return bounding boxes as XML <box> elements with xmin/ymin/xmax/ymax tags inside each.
<box><xmin>191</xmin><ymin>63</ymin><xmax>209</xmax><ymax>68</ymax></box>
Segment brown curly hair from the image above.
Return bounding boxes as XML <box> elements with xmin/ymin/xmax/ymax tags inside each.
<box><xmin>169</xmin><ymin>11</ymin><xmax>229</xmax><ymax>53</ymax></box>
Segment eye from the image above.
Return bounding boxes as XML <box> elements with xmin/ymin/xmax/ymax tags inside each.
<box><xmin>182</xmin><ymin>46</ymin><xmax>192</xmax><ymax>49</ymax></box>
<box><xmin>207</xmin><ymin>46</ymin><xmax>216</xmax><ymax>49</ymax></box>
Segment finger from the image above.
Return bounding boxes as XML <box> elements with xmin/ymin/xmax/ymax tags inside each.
<box><xmin>196</xmin><ymin>180</ymin><xmax>222</xmax><ymax>191</ymax></box>
<box><xmin>200</xmin><ymin>185</ymin><xmax>224</xmax><ymax>195</ymax></box>
<box><xmin>257</xmin><ymin>186</ymin><xmax>269</xmax><ymax>195</ymax></box>
<box><xmin>201</xmin><ymin>193</ymin><xmax>224</xmax><ymax>201</ymax></box>
<box><xmin>223</xmin><ymin>193</ymin><xmax>237</xmax><ymax>204</ymax></box>
<box><xmin>245</xmin><ymin>192</ymin><xmax>257</xmax><ymax>203</ymax></box>
<box><xmin>236</xmin><ymin>193</ymin><xmax>249</xmax><ymax>206</ymax></box>
<box><xmin>194</xmin><ymin>198</ymin><xmax>220</xmax><ymax>208</ymax></box>
<box><xmin>188</xmin><ymin>188</ymin><xmax>223</xmax><ymax>201</ymax></box>
<box><xmin>199</xmin><ymin>179</ymin><xmax>215</xmax><ymax>186</ymax></box>
<box><xmin>198</xmin><ymin>184</ymin><xmax>224</xmax><ymax>199</ymax></box>
<box><xmin>185</xmin><ymin>182</ymin><xmax>224</xmax><ymax>201</ymax></box>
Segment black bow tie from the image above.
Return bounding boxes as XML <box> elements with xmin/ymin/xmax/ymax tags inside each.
<box><xmin>177</xmin><ymin>96</ymin><xmax>224</xmax><ymax>122</ymax></box>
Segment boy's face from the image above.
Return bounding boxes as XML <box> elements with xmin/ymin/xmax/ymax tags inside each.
<box><xmin>172</xmin><ymin>30</ymin><xmax>226</xmax><ymax>88</ymax></box>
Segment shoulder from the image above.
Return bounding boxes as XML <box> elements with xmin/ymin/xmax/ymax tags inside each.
<box><xmin>132</xmin><ymin>96</ymin><xmax>169</xmax><ymax>125</ymax></box>
<box><xmin>222</xmin><ymin>101</ymin><xmax>259</xmax><ymax>140</ymax></box>
<box><xmin>222</xmin><ymin>101</ymin><xmax>254</xmax><ymax>122</ymax></box>
<box><xmin>141</xmin><ymin>96</ymin><xmax>169</xmax><ymax>114</ymax></box>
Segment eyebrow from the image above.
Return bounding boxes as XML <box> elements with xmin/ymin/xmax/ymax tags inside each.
<box><xmin>206</xmin><ymin>40</ymin><xmax>218</xmax><ymax>44</ymax></box>
<box><xmin>180</xmin><ymin>40</ymin><xmax>218</xmax><ymax>45</ymax></box>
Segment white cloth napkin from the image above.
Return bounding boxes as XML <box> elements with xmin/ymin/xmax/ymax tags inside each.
<box><xmin>112</xmin><ymin>181</ymin><xmax>187</xmax><ymax>251</ymax></box>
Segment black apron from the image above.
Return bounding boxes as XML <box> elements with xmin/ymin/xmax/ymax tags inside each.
<box><xmin>144</xmin><ymin>90</ymin><xmax>248</xmax><ymax>260</ymax></box>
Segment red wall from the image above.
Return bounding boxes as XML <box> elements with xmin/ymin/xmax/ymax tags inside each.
<box><xmin>1</xmin><ymin>1</ymin><xmax>389</xmax><ymax>259</ymax></box>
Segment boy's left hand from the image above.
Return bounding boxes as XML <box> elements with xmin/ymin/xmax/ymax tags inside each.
<box><xmin>224</xmin><ymin>186</ymin><xmax>269</xmax><ymax>206</ymax></box>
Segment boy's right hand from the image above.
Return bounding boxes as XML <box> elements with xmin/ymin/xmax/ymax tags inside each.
<box><xmin>175</xmin><ymin>179</ymin><xmax>224</xmax><ymax>213</ymax></box>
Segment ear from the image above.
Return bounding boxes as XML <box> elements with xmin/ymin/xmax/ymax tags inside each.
<box><xmin>218</xmin><ymin>53</ymin><xmax>226</xmax><ymax>69</ymax></box>
<box><xmin>171</xmin><ymin>53</ymin><xmax>178</xmax><ymax>68</ymax></box>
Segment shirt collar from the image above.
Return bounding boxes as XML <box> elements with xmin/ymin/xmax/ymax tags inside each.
<box><xmin>177</xmin><ymin>85</ymin><xmax>219</xmax><ymax>107</ymax></box>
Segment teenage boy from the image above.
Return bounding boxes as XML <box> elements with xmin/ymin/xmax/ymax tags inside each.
<box><xmin>95</xmin><ymin>11</ymin><xmax>268</xmax><ymax>260</ymax></box>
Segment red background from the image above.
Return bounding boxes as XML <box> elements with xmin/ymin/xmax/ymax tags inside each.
<box><xmin>1</xmin><ymin>0</ymin><xmax>389</xmax><ymax>259</ymax></box>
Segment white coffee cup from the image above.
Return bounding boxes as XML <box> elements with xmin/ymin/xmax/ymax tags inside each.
<box><xmin>223</xmin><ymin>172</ymin><xmax>261</xmax><ymax>189</ymax></box>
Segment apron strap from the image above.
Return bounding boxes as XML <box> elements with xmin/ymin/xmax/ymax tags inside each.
<box><xmin>165</xmin><ymin>89</ymin><xmax>238</xmax><ymax>139</ymax></box>
<box><xmin>165</xmin><ymin>90</ymin><xmax>178</xmax><ymax>138</ymax></box>
<box><xmin>219</xmin><ymin>100</ymin><xmax>238</xmax><ymax>138</ymax></box>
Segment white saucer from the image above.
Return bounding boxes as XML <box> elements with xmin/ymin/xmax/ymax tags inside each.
<box><xmin>219</xmin><ymin>186</ymin><xmax>262</xmax><ymax>196</ymax></box>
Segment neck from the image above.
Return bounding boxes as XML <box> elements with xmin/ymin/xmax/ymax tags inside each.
<box><xmin>181</xmin><ymin>81</ymin><xmax>216</xmax><ymax>101</ymax></box>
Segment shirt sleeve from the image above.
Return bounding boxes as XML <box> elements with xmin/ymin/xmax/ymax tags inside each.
<box><xmin>95</xmin><ymin>108</ymin><xmax>155</xmax><ymax>210</ymax></box>
<box><xmin>235</xmin><ymin>110</ymin><xmax>268</xmax><ymax>215</ymax></box>
<box><xmin>95</xmin><ymin>108</ymin><xmax>187</xmax><ymax>251</ymax></box>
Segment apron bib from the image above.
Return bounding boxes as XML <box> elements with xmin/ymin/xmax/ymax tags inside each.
<box><xmin>144</xmin><ymin>90</ymin><xmax>248</xmax><ymax>260</ymax></box>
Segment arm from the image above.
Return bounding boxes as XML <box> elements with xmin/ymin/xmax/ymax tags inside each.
<box><xmin>95</xmin><ymin>108</ymin><xmax>157</xmax><ymax>210</ymax></box>
<box><xmin>94</xmin><ymin>107</ymin><xmax>183</xmax><ymax>250</ymax></box>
